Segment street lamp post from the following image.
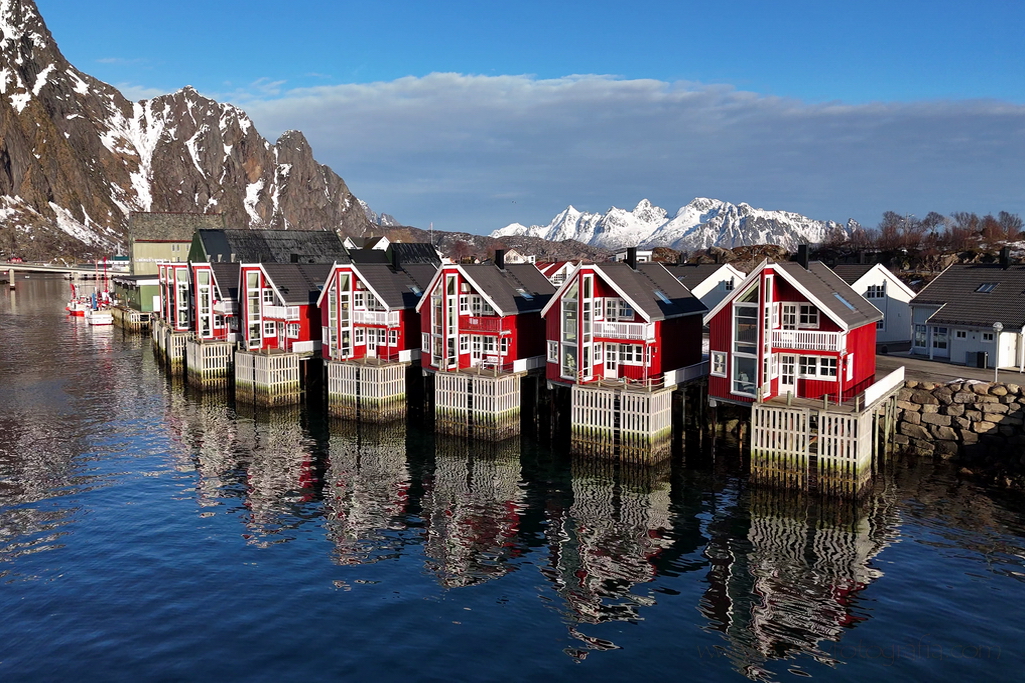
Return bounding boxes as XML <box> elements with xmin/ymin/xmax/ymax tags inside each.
<box><xmin>993</xmin><ymin>322</ymin><xmax>1004</xmax><ymax>383</ymax></box>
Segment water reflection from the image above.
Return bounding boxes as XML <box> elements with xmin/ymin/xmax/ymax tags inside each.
<box><xmin>423</xmin><ymin>435</ymin><xmax>525</xmax><ymax>587</ymax></box>
<box><xmin>324</xmin><ymin>420</ymin><xmax>412</xmax><ymax>565</ymax></box>
<box><xmin>542</xmin><ymin>459</ymin><xmax>675</xmax><ymax>655</ymax></box>
<box><xmin>700</xmin><ymin>486</ymin><xmax>901</xmax><ymax>680</ymax></box>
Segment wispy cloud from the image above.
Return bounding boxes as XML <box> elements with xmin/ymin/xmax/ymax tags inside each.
<box><xmin>222</xmin><ymin>73</ymin><xmax>1025</xmax><ymax>233</ymax></box>
<box><xmin>97</xmin><ymin>57</ymin><xmax>146</xmax><ymax>65</ymax></box>
<box><xmin>116</xmin><ymin>83</ymin><xmax>170</xmax><ymax>101</ymax></box>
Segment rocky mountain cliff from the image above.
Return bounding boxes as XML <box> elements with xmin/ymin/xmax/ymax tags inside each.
<box><xmin>0</xmin><ymin>0</ymin><xmax>370</xmax><ymax>258</ymax></box>
<box><xmin>493</xmin><ymin>198</ymin><xmax>856</xmax><ymax>252</ymax></box>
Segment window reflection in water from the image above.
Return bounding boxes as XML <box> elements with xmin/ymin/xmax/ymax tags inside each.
<box><xmin>323</xmin><ymin>420</ymin><xmax>412</xmax><ymax>566</ymax></box>
<box><xmin>422</xmin><ymin>435</ymin><xmax>525</xmax><ymax>588</ymax></box>
<box><xmin>699</xmin><ymin>487</ymin><xmax>900</xmax><ymax>680</ymax></box>
<box><xmin>540</xmin><ymin>459</ymin><xmax>675</xmax><ymax>657</ymax></box>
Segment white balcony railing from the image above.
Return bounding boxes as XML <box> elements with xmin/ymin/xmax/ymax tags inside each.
<box><xmin>213</xmin><ymin>300</ymin><xmax>238</xmax><ymax>316</ymax></box>
<box><xmin>353</xmin><ymin>309</ymin><xmax>400</xmax><ymax>327</ymax></box>
<box><xmin>771</xmin><ymin>329</ymin><xmax>843</xmax><ymax>352</ymax></box>
<box><xmin>263</xmin><ymin>304</ymin><xmax>300</xmax><ymax>321</ymax></box>
<box><xmin>593</xmin><ymin>321</ymin><xmax>654</xmax><ymax>341</ymax></box>
<box><xmin>464</xmin><ymin>316</ymin><xmax>503</xmax><ymax>333</ymax></box>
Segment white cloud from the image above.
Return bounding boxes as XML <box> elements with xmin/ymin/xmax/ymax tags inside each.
<box><xmin>226</xmin><ymin>73</ymin><xmax>1025</xmax><ymax>233</ymax></box>
<box><xmin>116</xmin><ymin>83</ymin><xmax>169</xmax><ymax>101</ymax></box>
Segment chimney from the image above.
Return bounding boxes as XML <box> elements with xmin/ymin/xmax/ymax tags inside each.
<box><xmin>1000</xmin><ymin>246</ymin><xmax>1011</xmax><ymax>270</ymax></box>
<box><xmin>797</xmin><ymin>244</ymin><xmax>809</xmax><ymax>270</ymax></box>
<box><xmin>389</xmin><ymin>247</ymin><xmax>399</xmax><ymax>270</ymax></box>
<box><xmin>495</xmin><ymin>249</ymin><xmax>506</xmax><ymax>270</ymax></box>
<box><xmin>290</xmin><ymin>253</ymin><xmax>299</xmax><ymax>264</ymax></box>
<box><xmin>626</xmin><ymin>246</ymin><xmax>638</xmax><ymax>270</ymax></box>
<box><xmin>858</xmin><ymin>250</ymin><xmax>866</xmax><ymax>265</ymax></box>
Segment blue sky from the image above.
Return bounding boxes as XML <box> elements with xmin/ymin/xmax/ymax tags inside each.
<box><xmin>38</xmin><ymin>0</ymin><xmax>1025</xmax><ymax>234</ymax></box>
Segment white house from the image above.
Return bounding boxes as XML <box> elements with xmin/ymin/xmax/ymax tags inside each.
<box><xmin>665</xmin><ymin>263</ymin><xmax>747</xmax><ymax>312</ymax></box>
<box><xmin>832</xmin><ymin>264</ymin><xmax>915</xmax><ymax>345</ymax></box>
<box><xmin>910</xmin><ymin>259</ymin><xmax>1025</xmax><ymax>370</ymax></box>
<box><xmin>613</xmin><ymin>248</ymin><xmax>654</xmax><ymax>264</ymax></box>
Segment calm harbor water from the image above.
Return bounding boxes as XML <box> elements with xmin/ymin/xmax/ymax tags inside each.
<box><xmin>1</xmin><ymin>276</ymin><xmax>1023</xmax><ymax>682</ymax></box>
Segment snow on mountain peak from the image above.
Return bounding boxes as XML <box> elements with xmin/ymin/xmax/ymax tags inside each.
<box><xmin>492</xmin><ymin>197</ymin><xmax>849</xmax><ymax>252</ymax></box>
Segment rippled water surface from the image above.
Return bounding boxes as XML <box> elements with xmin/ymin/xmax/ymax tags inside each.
<box><xmin>1</xmin><ymin>278</ymin><xmax>1024</xmax><ymax>682</ymax></box>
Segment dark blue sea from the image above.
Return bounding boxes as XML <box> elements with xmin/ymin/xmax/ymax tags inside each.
<box><xmin>1</xmin><ymin>277</ymin><xmax>1023</xmax><ymax>682</ymax></box>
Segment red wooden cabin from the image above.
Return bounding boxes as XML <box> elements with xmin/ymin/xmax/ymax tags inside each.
<box><xmin>541</xmin><ymin>259</ymin><xmax>706</xmax><ymax>386</ymax></box>
<box><xmin>317</xmin><ymin>261</ymin><xmax>436</xmax><ymax>363</ymax></box>
<box><xmin>157</xmin><ymin>261</ymin><xmax>192</xmax><ymax>332</ymax></box>
<box><xmin>189</xmin><ymin>262</ymin><xmax>242</xmax><ymax>342</ymax></box>
<box><xmin>415</xmin><ymin>252</ymin><xmax>555</xmax><ymax>373</ymax></box>
<box><xmin>239</xmin><ymin>262</ymin><xmax>333</xmax><ymax>353</ymax></box>
<box><xmin>704</xmin><ymin>257</ymin><xmax>881</xmax><ymax>405</ymax></box>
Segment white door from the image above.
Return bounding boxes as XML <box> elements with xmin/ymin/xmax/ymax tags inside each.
<box><xmin>471</xmin><ymin>335</ymin><xmax>483</xmax><ymax>365</ymax></box>
<box><xmin>779</xmin><ymin>354</ymin><xmax>796</xmax><ymax>396</ymax></box>
<box><xmin>605</xmin><ymin>343</ymin><xmax>618</xmax><ymax>379</ymax></box>
<box><xmin>999</xmin><ymin>332</ymin><xmax>1017</xmax><ymax>369</ymax></box>
<box><xmin>277</xmin><ymin>323</ymin><xmax>286</xmax><ymax>350</ymax></box>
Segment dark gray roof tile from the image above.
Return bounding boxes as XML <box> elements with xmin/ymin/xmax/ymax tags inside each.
<box><xmin>914</xmin><ymin>264</ymin><xmax>1025</xmax><ymax>330</ymax></box>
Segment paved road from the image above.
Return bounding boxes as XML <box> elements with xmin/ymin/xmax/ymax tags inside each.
<box><xmin>876</xmin><ymin>351</ymin><xmax>1025</xmax><ymax>385</ymax></box>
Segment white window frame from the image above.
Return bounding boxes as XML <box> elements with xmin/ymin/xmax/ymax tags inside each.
<box><xmin>798</xmin><ymin>304</ymin><xmax>818</xmax><ymax>329</ymax></box>
<box><xmin>982</xmin><ymin>332</ymin><xmax>994</xmax><ymax>342</ymax></box>
<box><xmin>548</xmin><ymin>340</ymin><xmax>558</xmax><ymax>362</ymax></box>
<box><xmin>955</xmin><ymin>329</ymin><xmax>967</xmax><ymax>339</ymax></box>
<box><xmin>460</xmin><ymin>335</ymin><xmax>469</xmax><ymax>353</ymax></box>
<box><xmin>263</xmin><ymin>320</ymin><xmax>275</xmax><ymax>338</ymax></box>
<box><xmin>711</xmin><ymin>351</ymin><xmax>727</xmax><ymax>377</ymax></box>
<box><xmin>355</xmin><ymin>328</ymin><xmax>365</xmax><ymax>345</ymax></box>
<box><xmin>286</xmin><ymin>323</ymin><xmax>300</xmax><ymax>339</ymax></box>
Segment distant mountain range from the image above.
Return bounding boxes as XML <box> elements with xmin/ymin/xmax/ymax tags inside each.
<box><xmin>0</xmin><ymin>0</ymin><xmax>370</xmax><ymax>257</ymax></box>
<box><xmin>492</xmin><ymin>198</ymin><xmax>857</xmax><ymax>252</ymax></box>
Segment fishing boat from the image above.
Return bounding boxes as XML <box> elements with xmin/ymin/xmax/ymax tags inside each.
<box><xmin>66</xmin><ymin>283</ymin><xmax>90</xmax><ymax>316</ymax></box>
<box><xmin>85</xmin><ymin>307</ymin><xmax>114</xmax><ymax>326</ymax></box>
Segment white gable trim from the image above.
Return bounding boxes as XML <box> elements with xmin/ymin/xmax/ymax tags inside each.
<box><xmin>413</xmin><ymin>266</ymin><xmax>447</xmax><ymax>313</ymax></box>
<box><xmin>457</xmin><ymin>266</ymin><xmax>508</xmax><ymax>316</ymax></box>
<box><xmin>315</xmin><ymin>262</ymin><xmax>345</xmax><ymax>308</ymax></box>
<box><xmin>350</xmin><ymin>263</ymin><xmax>399</xmax><ymax>312</ymax></box>
<box><xmin>593</xmin><ymin>264</ymin><xmax>655</xmax><ymax>323</ymax></box>
<box><xmin>539</xmin><ymin>262</ymin><xmax>585</xmax><ymax>318</ymax></box>
<box><xmin>703</xmin><ymin>260</ymin><xmax>768</xmax><ymax>325</ymax></box>
<box><xmin>853</xmin><ymin>263</ymin><xmax>917</xmax><ymax>300</ymax></box>
<box><xmin>770</xmin><ymin>264</ymin><xmax>852</xmax><ymax>331</ymax></box>
<box><xmin>413</xmin><ymin>265</ymin><xmax>508</xmax><ymax>316</ymax></box>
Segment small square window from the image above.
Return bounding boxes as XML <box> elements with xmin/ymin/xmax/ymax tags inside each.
<box><xmin>547</xmin><ymin>340</ymin><xmax>558</xmax><ymax>363</ymax></box>
<box><xmin>711</xmin><ymin>351</ymin><xmax>727</xmax><ymax>377</ymax></box>
<box><xmin>955</xmin><ymin>330</ymin><xmax>967</xmax><ymax>339</ymax></box>
<box><xmin>983</xmin><ymin>332</ymin><xmax>994</xmax><ymax>342</ymax></box>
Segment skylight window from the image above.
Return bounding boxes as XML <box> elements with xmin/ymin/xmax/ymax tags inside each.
<box><xmin>833</xmin><ymin>292</ymin><xmax>856</xmax><ymax>310</ymax></box>
<box><xmin>976</xmin><ymin>283</ymin><xmax>998</xmax><ymax>293</ymax></box>
<box><xmin>409</xmin><ymin>285</ymin><xmax>422</xmax><ymax>296</ymax></box>
<box><xmin>654</xmin><ymin>290</ymin><xmax>672</xmax><ymax>304</ymax></box>
<box><xmin>516</xmin><ymin>288</ymin><xmax>534</xmax><ymax>300</ymax></box>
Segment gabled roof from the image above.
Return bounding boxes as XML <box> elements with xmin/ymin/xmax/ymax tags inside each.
<box><xmin>210</xmin><ymin>262</ymin><xmax>240</xmax><ymax>302</ymax></box>
<box><xmin>665</xmin><ymin>263</ymin><xmax>746</xmax><ymax>290</ymax></box>
<box><xmin>388</xmin><ymin>242</ymin><xmax>441</xmax><ymax>266</ymax></box>
<box><xmin>540</xmin><ymin>262</ymin><xmax>706</xmax><ymax>322</ymax></box>
<box><xmin>261</xmin><ymin>263</ymin><xmax>333</xmax><ymax>306</ymax></box>
<box><xmin>703</xmin><ymin>260</ymin><xmax>882</xmax><ymax>330</ymax></box>
<box><xmin>414</xmin><ymin>263</ymin><xmax>555</xmax><ymax>315</ymax></box>
<box><xmin>831</xmin><ymin>263</ymin><xmax>917</xmax><ymax>299</ymax></box>
<box><xmin>348</xmin><ymin>249</ymin><xmax>391</xmax><ymax>265</ymax></box>
<box><xmin>353</xmin><ymin>263</ymin><xmax>428</xmax><ymax>310</ymax></box>
<box><xmin>192</xmin><ymin>229</ymin><xmax>349</xmax><ymax>264</ymax></box>
<box><xmin>913</xmin><ymin>263</ymin><xmax>1025</xmax><ymax>330</ymax></box>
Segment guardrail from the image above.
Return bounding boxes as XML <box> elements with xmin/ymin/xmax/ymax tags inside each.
<box><xmin>771</xmin><ymin>329</ymin><xmax>842</xmax><ymax>352</ymax></box>
<box><xmin>593</xmin><ymin>321</ymin><xmax>653</xmax><ymax>341</ymax></box>
<box><xmin>353</xmin><ymin>310</ymin><xmax>400</xmax><ymax>327</ymax></box>
<box><xmin>263</xmin><ymin>305</ymin><xmax>300</xmax><ymax>321</ymax></box>
<box><xmin>464</xmin><ymin>316</ymin><xmax>503</xmax><ymax>333</ymax></box>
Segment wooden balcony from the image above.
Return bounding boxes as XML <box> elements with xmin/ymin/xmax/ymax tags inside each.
<box><xmin>771</xmin><ymin>329</ymin><xmax>842</xmax><ymax>352</ymax></box>
<box><xmin>213</xmin><ymin>300</ymin><xmax>238</xmax><ymax>316</ymax></box>
<box><xmin>464</xmin><ymin>315</ymin><xmax>503</xmax><ymax>333</ymax></box>
<box><xmin>593</xmin><ymin>321</ymin><xmax>654</xmax><ymax>341</ymax></box>
<box><xmin>353</xmin><ymin>309</ymin><xmax>400</xmax><ymax>327</ymax></box>
<box><xmin>263</xmin><ymin>304</ymin><xmax>300</xmax><ymax>321</ymax></box>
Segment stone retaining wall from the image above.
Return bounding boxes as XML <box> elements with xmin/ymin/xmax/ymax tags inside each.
<box><xmin>895</xmin><ymin>380</ymin><xmax>1025</xmax><ymax>460</ymax></box>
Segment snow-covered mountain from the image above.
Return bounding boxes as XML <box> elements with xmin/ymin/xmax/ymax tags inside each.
<box><xmin>358</xmin><ymin>199</ymin><xmax>401</xmax><ymax>228</ymax></box>
<box><xmin>0</xmin><ymin>0</ymin><xmax>369</xmax><ymax>257</ymax></box>
<box><xmin>492</xmin><ymin>198</ymin><xmax>853</xmax><ymax>252</ymax></box>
